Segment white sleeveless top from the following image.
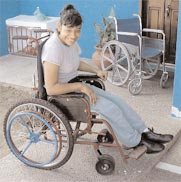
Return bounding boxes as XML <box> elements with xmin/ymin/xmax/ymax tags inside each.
<box><xmin>42</xmin><ymin>32</ymin><xmax>81</xmax><ymax>83</ymax></box>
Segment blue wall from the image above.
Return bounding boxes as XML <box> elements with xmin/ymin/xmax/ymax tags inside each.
<box><xmin>0</xmin><ymin>0</ymin><xmax>140</xmax><ymax>58</ymax></box>
<box><xmin>0</xmin><ymin>0</ymin><xmax>20</xmax><ymax>55</ymax></box>
<box><xmin>172</xmin><ymin>1</ymin><xmax>181</xmax><ymax>117</ymax></box>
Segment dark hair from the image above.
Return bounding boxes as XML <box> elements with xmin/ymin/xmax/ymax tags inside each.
<box><xmin>60</xmin><ymin>4</ymin><xmax>83</xmax><ymax>27</ymax></box>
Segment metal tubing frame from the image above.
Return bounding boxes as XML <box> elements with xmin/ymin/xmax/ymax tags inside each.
<box><xmin>73</xmin><ymin>110</ymin><xmax>128</xmax><ymax>163</ymax></box>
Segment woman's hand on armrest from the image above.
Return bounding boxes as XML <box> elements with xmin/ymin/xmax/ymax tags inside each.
<box><xmin>96</xmin><ymin>70</ymin><xmax>108</xmax><ymax>81</ymax></box>
<box><xmin>80</xmin><ymin>83</ymin><xmax>98</xmax><ymax>105</ymax></box>
<box><xmin>79</xmin><ymin>60</ymin><xmax>108</xmax><ymax>80</ymax></box>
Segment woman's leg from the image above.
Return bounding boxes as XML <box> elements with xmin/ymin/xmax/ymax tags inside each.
<box><xmin>90</xmin><ymin>94</ymin><xmax>141</xmax><ymax>148</ymax></box>
<box><xmin>90</xmin><ymin>85</ymin><xmax>147</xmax><ymax>134</ymax></box>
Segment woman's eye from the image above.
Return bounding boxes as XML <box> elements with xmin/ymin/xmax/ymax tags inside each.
<box><xmin>75</xmin><ymin>30</ymin><xmax>80</xmax><ymax>34</ymax></box>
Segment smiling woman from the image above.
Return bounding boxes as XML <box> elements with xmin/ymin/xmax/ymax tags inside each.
<box><xmin>56</xmin><ymin>4</ymin><xmax>82</xmax><ymax>46</ymax></box>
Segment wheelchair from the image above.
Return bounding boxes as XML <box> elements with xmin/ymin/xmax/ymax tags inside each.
<box><xmin>4</xmin><ymin>37</ymin><xmax>147</xmax><ymax>175</ymax></box>
<box><xmin>101</xmin><ymin>14</ymin><xmax>167</xmax><ymax>95</ymax></box>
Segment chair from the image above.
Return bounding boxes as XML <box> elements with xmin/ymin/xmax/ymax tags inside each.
<box><xmin>4</xmin><ymin>37</ymin><xmax>147</xmax><ymax>175</ymax></box>
<box><xmin>101</xmin><ymin>14</ymin><xmax>167</xmax><ymax>95</ymax></box>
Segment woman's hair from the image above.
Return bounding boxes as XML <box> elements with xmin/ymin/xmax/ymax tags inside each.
<box><xmin>60</xmin><ymin>4</ymin><xmax>83</xmax><ymax>27</ymax></box>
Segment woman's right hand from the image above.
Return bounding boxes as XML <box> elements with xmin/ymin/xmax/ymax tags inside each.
<box><xmin>80</xmin><ymin>83</ymin><xmax>98</xmax><ymax>105</ymax></box>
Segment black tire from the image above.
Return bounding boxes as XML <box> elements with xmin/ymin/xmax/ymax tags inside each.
<box><xmin>3</xmin><ymin>98</ymin><xmax>74</xmax><ymax>170</ymax></box>
<box><xmin>96</xmin><ymin>154</ymin><xmax>115</xmax><ymax>175</ymax></box>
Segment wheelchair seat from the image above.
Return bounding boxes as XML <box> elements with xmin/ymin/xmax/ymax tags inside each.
<box><xmin>141</xmin><ymin>47</ymin><xmax>162</xmax><ymax>59</ymax></box>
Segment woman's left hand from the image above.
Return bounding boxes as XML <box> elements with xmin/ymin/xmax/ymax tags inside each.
<box><xmin>97</xmin><ymin>70</ymin><xmax>108</xmax><ymax>81</ymax></box>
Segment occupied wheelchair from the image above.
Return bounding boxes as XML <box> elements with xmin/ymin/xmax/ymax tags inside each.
<box><xmin>101</xmin><ymin>14</ymin><xmax>167</xmax><ymax>95</ymax></box>
<box><xmin>4</xmin><ymin>37</ymin><xmax>147</xmax><ymax>175</ymax></box>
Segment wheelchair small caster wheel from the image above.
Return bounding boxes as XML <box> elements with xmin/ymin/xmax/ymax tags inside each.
<box><xmin>128</xmin><ymin>78</ymin><xmax>142</xmax><ymax>95</ymax></box>
<box><xmin>97</xmin><ymin>129</ymin><xmax>114</xmax><ymax>143</ymax></box>
<box><xmin>160</xmin><ymin>72</ymin><xmax>168</xmax><ymax>88</ymax></box>
<box><xmin>96</xmin><ymin>154</ymin><xmax>115</xmax><ymax>175</ymax></box>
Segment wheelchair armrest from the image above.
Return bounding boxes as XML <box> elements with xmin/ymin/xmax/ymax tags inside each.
<box><xmin>117</xmin><ymin>31</ymin><xmax>140</xmax><ymax>37</ymax></box>
<box><xmin>54</xmin><ymin>92</ymin><xmax>86</xmax><ymax>99</ymax></box>
<box><xmin>142</xmin><ymin>28</ymin><xmax>165</xmax><ymax>37</ymax></box>
<box><xmin>78</xmin><ymin>74</ymin><xmax>105</xmax><ymax>90</ymax></box>
<box><xmin>77</xmin><ymin>74</ymin><xmax>100</xmax><ymax>80</ymax></box>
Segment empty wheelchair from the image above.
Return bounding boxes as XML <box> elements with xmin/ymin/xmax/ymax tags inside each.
<box><xmin>4</xmin><ymin>38</ymin><xmax>147</xmax><ymax>175</ymax></box>
<box><xmin>101</xmin><ymin>14</ymin><xmax>167</xmax><ymax>95</ymax></box>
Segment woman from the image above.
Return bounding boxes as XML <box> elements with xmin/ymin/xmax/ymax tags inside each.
<box><xmin>42</xmin><ymin>4</ymin><xmax>173</xmax><ymax>153</ymax></box>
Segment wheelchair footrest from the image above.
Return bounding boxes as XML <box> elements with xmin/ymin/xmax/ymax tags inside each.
<box><xmin>128</xmin><ymin>145</ymin><xmax>147</xmax><ymax>159</ymax></box>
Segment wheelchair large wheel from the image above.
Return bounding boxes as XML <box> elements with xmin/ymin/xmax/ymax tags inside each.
<box><xmin>101</xmin><ymin>40</ymin><xmax>131</xmax><ymax>86</ymax></box>
<box><xmin>141</xmin><ymin>58</ymin><xmax>160</xmax><ymax>80</ymax></box>
<box><xmin>4</xmin><ymin>99</ymin><xmax>74</xmax><ymax>170</ymax></box>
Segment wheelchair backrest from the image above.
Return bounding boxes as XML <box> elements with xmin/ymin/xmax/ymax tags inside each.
<box><xmin>36</xmin><ymin>37</ymin><xmax>49</xmax><ymax>100</ymax></box>
<box><xmin>115</xmin><ymin>16</ymin><xmax>142</xmax><ymax>47</ymax></box>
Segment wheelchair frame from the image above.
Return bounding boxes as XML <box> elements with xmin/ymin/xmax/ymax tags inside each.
<box><xmin>4</xmin><ymin>36</ymin><xmax>147</xmax><ymax>175</ymax></box>
<box><xmin>101</xmin><ymin>14</ymin><xmax>167</xmax><ymax>95</ymax></box>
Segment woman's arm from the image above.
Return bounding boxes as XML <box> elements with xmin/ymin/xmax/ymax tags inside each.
<box><xmin>79</xmin><ymin>60</ymin><xmax>107</xmax><ymax>80</ymax></box>
<box><xmin>78</xmin><ymin>59</ymin><xmax>100</xmax><ymax>74</ymax></box>
<box><xmin>43</xmin><ymin>61</ymin><xmax>98</xmax><ymax>104</ymax></box>
<box><xmin>43</xmin><ymin>61</ymin><xmax>82</xmax><ymax>95</ymax></box>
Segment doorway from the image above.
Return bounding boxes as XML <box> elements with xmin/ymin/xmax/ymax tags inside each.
<box><xmin>141</xmin><ymin>0</ymin><xmax>179</xmax><ymax>64</ymax></box>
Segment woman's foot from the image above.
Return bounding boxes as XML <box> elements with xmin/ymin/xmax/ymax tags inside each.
<box><xmin>137</xmin><ymin>137</ymin><xmax>165</xmax><ymax>154</ymax></box>
<box><xmin>142</xmin><ymin>128</ymin><xmax>173</xmax><ymax>144</ymax></box>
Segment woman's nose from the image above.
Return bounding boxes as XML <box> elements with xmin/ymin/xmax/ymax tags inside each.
<box><xmin>70</xmin><ymin>31</ymin><xmax>76</xmax><ymax>38</ymax></box>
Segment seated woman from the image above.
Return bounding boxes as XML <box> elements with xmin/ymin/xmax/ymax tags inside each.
<box><xmin>42</xmin><ymin>4</ymin><xmax>173</xmax><ymax>154</ymax></box>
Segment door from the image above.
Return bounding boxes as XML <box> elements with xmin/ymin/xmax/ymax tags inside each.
<box><xmin>142</xmin><ymin>0</ymin><xmax>179</xmax><ymax>64</ymax></box>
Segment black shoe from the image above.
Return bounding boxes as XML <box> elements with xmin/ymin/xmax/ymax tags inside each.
<box><xmin>142</xmin><ymin>128</ymin><xmax>173</xmax><ymax>144</ymax></box>
<box><xmin>138</xmin><ymin>137</ymin><xmax>165</xmax><ymax>154</ymax></box>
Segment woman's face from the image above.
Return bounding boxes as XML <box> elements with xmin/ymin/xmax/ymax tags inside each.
<box><xmin>58</xmin><ymin>24</ymin><xmax>81</xmax><ymax>46</ymax></box>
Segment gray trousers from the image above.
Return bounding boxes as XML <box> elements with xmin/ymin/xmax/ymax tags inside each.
<box><xmin>90</xmin><ymin>85</ymin><xmax>147</xmax><ymax>147</ymax></box>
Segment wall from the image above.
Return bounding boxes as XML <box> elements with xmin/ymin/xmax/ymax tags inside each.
<box><xmin>172</xmin><ymin>1</ymin><xmax>181</xmax><ymax>118</ymax></box>
<box><xmin>0</xmin><ymin>0</ymin><xmax>20</xmax><ymax>56</ymax></box>
<box><xmin>0</xmin><ymin>0</ymin><xmax>140</xmax><ymax>57</ymax></box>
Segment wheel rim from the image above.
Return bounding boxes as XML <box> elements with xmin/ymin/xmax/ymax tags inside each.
<box><xmin>128</xmin><ymin>78</ymin><xmax>142</xmax><ymax>95</ymax></box>
<box><xmin>6</xmin><ymin>112</ymin><xmax>58</xmax><ymax>167</ymax></box>
<box><xmin>101</xmin><ymin>40</ymin><xmax>131</xmax><ymax>86</ymax></box>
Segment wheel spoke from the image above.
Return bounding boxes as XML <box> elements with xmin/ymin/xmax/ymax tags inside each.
<box><xmin>19</xmin><ymin>116</ymin><xmax>32</xmax><ymax>134</ymax></box>
<box><xmin>102</xmin><ymin>54</ymin><xmax>114</xmax><ymax>64</ymax></box>
<box><xmin>116</xmin><ymin>63</ymin><xmax>129</xmax><ymax>73</ymax></box>
<box><xmin>115</xmin><ymin>55</ymin><xmax>127</xmax><ymax>65</ymax></box>
<box><xmin>111</xmin><ymin>67</ymin><xmax>117</xmax><ymax>82</ymax></box>
<box><xmin>104</xmin><ymin>63</ymin><xmax>114</xmax><ymax>71</ymax></box>
<box><xmin>115</xmin><ymin>67</ymin><xmax>125</xmax><ymax>82</ymax></box>
<box><xmin>39</xmin><ymin>138</ymin><xmax>57</xmax><ymax>145</ymax></box>
<box><xmin>20</xmin><ymin>141</ymin><xmax>33</xmax><ymax>156</ymax></box>
<box><xmin>108</xmin><ymin>46</ymin><xmax>115</xmax><ymax>60</ymax></box>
